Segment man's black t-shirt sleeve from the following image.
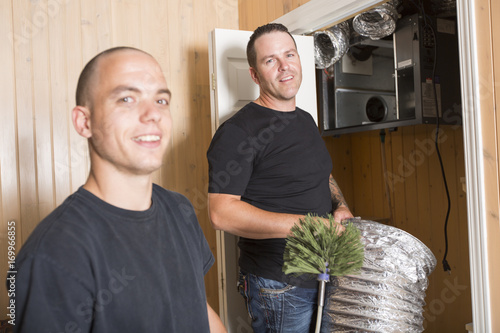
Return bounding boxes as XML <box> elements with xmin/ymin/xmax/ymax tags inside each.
<box><xmin>207</xmin><ymin>122</ymin><xmax>254</xmax><ymax>195</ymax></box>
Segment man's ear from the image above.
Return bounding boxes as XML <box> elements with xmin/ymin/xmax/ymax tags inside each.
<box><xmin>72</xmin><ymin>106</ymin><xmax>92</xmax><ymax>138</ymax></box>
<box><xmin>249</xmin><ymin>67</ymin><xmax>260</xmax><ymax>85</ymax></box>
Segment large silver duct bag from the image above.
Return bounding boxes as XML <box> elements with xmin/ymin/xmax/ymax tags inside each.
<box><xmin>321</xmin><ymin>220</ymin><xmax>436</xmax><ymax>333</ymax></box>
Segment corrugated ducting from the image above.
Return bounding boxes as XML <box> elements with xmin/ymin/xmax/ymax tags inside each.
<box><xmin>352</xmin><ymin>0</ymin><xmax>401</xmax><ymax>40</ymax></box>
<box><xmin>321</xmin><ymin>220</ymin><xmax>436</xmax><ymax>333</ymax></box>
<box><xmin>313</xmin><ymin>21</ymin><xmax>350</xmax><ymax>69</ymax></box>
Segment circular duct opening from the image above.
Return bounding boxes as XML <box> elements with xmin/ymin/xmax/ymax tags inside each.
<box><xmin>366</xmin><ymin>96</ymin><xmax>387</xmax><ymax>122</ymax></box>
<box><xmin>313</xmin><ymin>21</ymin><xmax>350</xmax><ymax>69</ymax></box>
<box><xmin>349</xmin><ymin>45</ymin><xmax>378</xmax><ymax>62</ymax></box>
<box><xmin>313</xmin><ymin>31</ymin><xmax>337</xmax><ymax>69</ymax></box>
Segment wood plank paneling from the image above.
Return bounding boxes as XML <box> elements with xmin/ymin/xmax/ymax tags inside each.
<box><xmin>283</xmin><ymin>0</ymin><xmax>293</xmax><ymax>14</ymax></box>
<box><xmin>266</xmin><ymin>0</ymin><xmax>277</xmax><ymax>25</ymax></box>
<box><xmin>381</xmin><ymin>128</ymin><xmax>395</xmax><ymax>223</ymax></box>
<box><xmin>48</xmin><ymin>0</ymin><xmax>72</xmax><ymax>207</ymax></box>
<box><xmin>194</xmin><ymin>0</ymin><xmax>218</xmax><ymax>305</ymax></box>
<box><xmin>334</xmin><ymin>123</ymin><xmax>472</xmax><ymax>332</ymax></box>
<box><xmin>96</xmin><ymin>0</ymin><xmax>113</xmax><ymax>51</ymax></box>
<box><xmin>250</xmin><ymin>0</ymin><xmax>263</xmax><ymax>29</ymax></box>
<box><xmin>111</xmin><ymin>0</ymin><xmax>142</xmax><ymax>48</ymax></box>
<box><xmin>67</xmin><ymin>0</ymin><xmax>89</xmax><ymax>194</ymax></box>
<box><xmin>389</xmin><ymin>127</ymin><xmax>407</xmax><ymax>227</ymax></box>
<box><xmin>80</xmin><ymin>0</ymin><xmax>99</xmax><ymax>60</ymax></box>
<box><xmin>475</xmin><ymin>0</ymin><xmax>500</xmax><ymax>327</ymax></box>
<box><xmin>164</xmin><ymin>0</ymin><xmax>192</xmax><ymax>192</ymax></box>
<box><xmin>490</xmin><ymin>0</ymin><xmax>500</xmax><ymax>324</ymax></box>
<box><xmin>0</xmin><ymin>0</ymin><xmax>21</xmax><ymax>316</ymax></box>
<box><xmin>274</xmin><ymin>0</ymin><xmax>285</xmax><ymax>19</ymax></box>
<box><xmin>402</xmin><ymin>126</ymin><xmax>418</xmax><ymax>235</ymax></box>
<box><xmin>13</xmin><ymin>1</ymin><xmax>40</xmax><ymax>241</ymax></box>
<box><xmin>413</xmin><ymin>124</ymin><xmax>432</xmax><ymax>242</ymax></box>
<box><xmin>238</xmin><ymin>0</ymin><xmax>249</xmax><ymax>31</ymax></box>
<box><xmin>369</xmin><ymin>130</ymin><xmax>387</xmax><ymax>220</ymax></box>
<box><xmin>351</xmin><ymin>131</ymin><xmax>375</xmax><ymax>217</ymax></box>
<box><xmin>324</xmin><ymin>135</ymin><xmax>354</xmax><ymax>212</ymax></box>
<box><xmin>31</xmin><ymin>0</ymin><xmax>55</xmax><ymax>222</ymax></box>
<box><xmin>216</xmin><ymin>0</ymin><xmax>238</xmax><ymax>29</ymax></box>
<box><xmin>341</xmin><ymin>123</ymin><xmax>472</xmax><ymax>332</ymax></box>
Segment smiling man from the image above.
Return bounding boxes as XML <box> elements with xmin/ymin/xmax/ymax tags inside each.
<box><xmin>207</xmin><ymin>24</ymin><xmax>353</xmax><ymax>332</ymax></box>
<box><xmin>12</xmin><ymin>47</ymin><xmax>226</xmax><ymax>333</ymax></box>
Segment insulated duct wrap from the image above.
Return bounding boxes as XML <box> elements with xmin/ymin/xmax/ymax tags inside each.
<box><xmin>352</xmin><ymin>0</ymin><xmax>401</xmax><ymax>40</ymax></box>
<box><xmin>321</xmin><ymin>220</ymin><xmax>436</xmax><ymax>333</ymax></box>
<box><xmin>313</xmin><ymin>21</ymin><xmax>350</xmax><ymax>69</ymax></box>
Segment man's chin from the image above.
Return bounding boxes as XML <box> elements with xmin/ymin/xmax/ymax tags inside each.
<box><xmin>137</xmin><ymin>163</ymin><xmax>163</xmax><ymax>176</ymax></box>
<box><xmin>125</xmin><ymin>159</ymin><xmax>164</xmax><ymax>176</ymax></box>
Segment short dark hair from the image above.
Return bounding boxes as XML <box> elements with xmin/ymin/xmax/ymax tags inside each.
<box><xmin>246</xmin><ymin>23</ymin><xmax>296</xmax><ymax>69</ymax></box>
<box><xmin>75</xmin><ymin>46</ymin><xmax>150</xmax><ymax>108</ymax></box>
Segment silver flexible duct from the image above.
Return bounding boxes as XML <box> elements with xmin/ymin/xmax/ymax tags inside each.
<box><xmin>313</xmin><ymin>21</ymin><xmax>350</xmax><ymax>69</ymax></box>
<box><xmin>321</xmin><ymin>220</ymin><xmax>436</xmax><ymax>333</ymax></box>
<box><xmin>352</xmin><ymin>0</ymin><xmax>401</xmax><ymax>40</ymax></box>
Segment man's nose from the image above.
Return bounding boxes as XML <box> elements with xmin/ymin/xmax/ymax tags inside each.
<box><xmin>278</xmin><ymin>58</ymin><xmax>289</xmax><ymax>71</ymax></box>
<box><xmin>140</xmin><ymin>100</ymin><xmax>161</xmax><ymax>123</ymax></box>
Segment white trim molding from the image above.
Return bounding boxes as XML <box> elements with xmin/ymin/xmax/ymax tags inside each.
<box><xmin>272</xmin><ymin>0</ymin><xmax>387</xmax><ymax>35</ymax></box>
<box><xmin>456</xmin><ymin>0</ymin><xmax>492</xmax><ymax>331</ymax></box>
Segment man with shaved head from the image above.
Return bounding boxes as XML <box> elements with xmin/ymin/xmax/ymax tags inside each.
<box><xmin>12</xmin><ymin>47</ymin><xmax>226</xmax><ymax>333</ymax></box>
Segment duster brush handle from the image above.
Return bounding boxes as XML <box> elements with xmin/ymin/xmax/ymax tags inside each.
<box><xmin>315</xmin><ymin>277</ymin><xmax>328</xmax><ymax>333</ymax></box>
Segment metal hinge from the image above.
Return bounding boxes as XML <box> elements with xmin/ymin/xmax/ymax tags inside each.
<box><xmin>212</xmin><ymin>73</ymin><xmax>216</xmax><ymax>90</ymax></box>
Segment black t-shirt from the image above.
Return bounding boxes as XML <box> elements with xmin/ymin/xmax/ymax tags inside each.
<box><xmin>207</xmin><ymin>102</ymin><xmax>333</xmax><ymax>288</ymax></box>
<box><xmin>13</xmin><ymin>184</ymin><xmax>214</xmax><ymax>332</ymax></box>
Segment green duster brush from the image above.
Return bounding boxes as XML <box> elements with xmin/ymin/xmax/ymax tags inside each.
<box><xmin>283</xmin><ymin>214</ymin><xmax>365</xmax><ymax>333</ymax></box>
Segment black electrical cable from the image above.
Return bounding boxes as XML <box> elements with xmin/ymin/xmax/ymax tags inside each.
<box><xmin>427</xmin><ymin>21</ymin><xmax>452</xmax><ymax>274</ymax></box>
<box><xmin>389</xmin><ymin>0</ymin><xmax>453</xmax><ymax>272</ymax></box>
<box><xmin>410</xmin><ymin>0</ymin><xmax>452</xmax><ymax>273</ymax></box>
<box><xmin>379</xmin><ymin>129</ymin><xmax>394</xmax><ymax>226</ymax></box>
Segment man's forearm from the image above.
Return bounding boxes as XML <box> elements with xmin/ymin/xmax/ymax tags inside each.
<box><xmin>208</xmin><ymin>193</ymin><xmax>304</xmax><ymax>239</ymax></box>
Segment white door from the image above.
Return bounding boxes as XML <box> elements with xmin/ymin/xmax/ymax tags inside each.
<box><xmin>208</xmin><ymin>28</ymin><xmax>317</xmax><ymax>332</ymax></box>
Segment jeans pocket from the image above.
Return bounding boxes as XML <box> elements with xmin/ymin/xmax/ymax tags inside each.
<box><xmin>256</xmin><ymin>277</ymin><xmax>317</xmax><ymax>333</ymax></box>
<box><xmin>256</xmin><ymin>276</ymin><xmax>296</xmax><ymax>295</ymax></box>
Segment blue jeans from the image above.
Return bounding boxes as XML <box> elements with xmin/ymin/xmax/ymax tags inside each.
<box><xmin>238</xmin><ymin>271</ymin><xmax>318</xmax><ymax>333</ymax></box>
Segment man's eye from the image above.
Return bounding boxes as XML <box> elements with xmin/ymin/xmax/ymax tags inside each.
<box><xmin>266</xmin><ymin>59</ymin><xmax>274</xmax><ymax>64</ymax></box>
<box><xmin>120</xmin><ymin>96</ymin><xmax>133</xmax><ymax>103</ymax></box>
<box><xmin>158</xmin><ymin>99</ymin><xmax>169</xmax><ymax>105</ymax></box>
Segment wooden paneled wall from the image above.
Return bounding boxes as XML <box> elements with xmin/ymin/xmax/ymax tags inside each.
<box><xmin>239</xmin><ymin>0</ymin><xmax>472</xmax><ymax>332</ymax></box>
<box><xmin>0</xmin><ymin>0</ymin><xmax>239</xmax><ymax>314</ymax></box>
<box><xmin>327</xmin><ymin>125</ymin><xmax>471</xmax><ymax>332</ymax></box>
<box><xmin>489</xmin><ymin>0</ymin><xmax>500</xmax><ymax>325</ymax></box>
